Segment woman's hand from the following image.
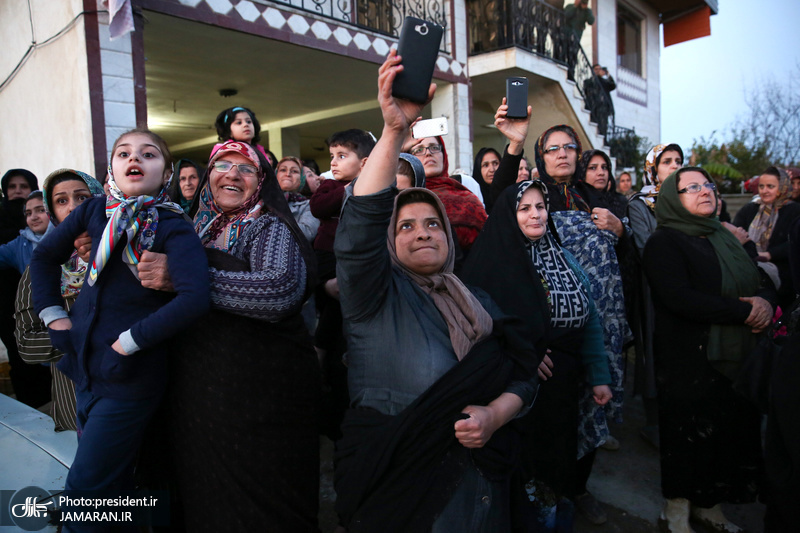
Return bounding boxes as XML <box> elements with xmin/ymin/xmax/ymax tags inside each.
<box><xmin>74</xmin><ymin>232</ymin><xmax>93</xmax><ymax>263</ymax></box>
<box><xmin>455</xmin><ymin>393</ymin><xmax>523</xmax><ymax>448</ymax></box>
<box><xmin>454</xmin><ymin>405</ymin><xmax>499</xmax><ymax>448</ymax></box>
<box><xmin>494</xmin><ymin>98</ymin><xmax>532</xmax><ymax>155</ymax></box>
<box><xmin>592</xmin><ymin>385</ymin><xmax>612</xmax><ymax>406</ymax></box>
<box><xmin>378</xmin><ymin>49</ymin><xmax>435</xmax><ymax>134</ymax></box>
<box><xmin>324</xmin><ymin>278</ymin><xmax>340</xmax><ymax>300</ymax></box>
<box><xmin>111</xmin><ymin>339</ymin><xmax>129</xmax><ymax>356</ymax></box>
<box><xmin>740</xmin><ymin>296</ymin><xmax>773</xmax><ymax>333</ymax></box>
<box><xmin>757</xmin><ymin>251</ymin><xmax>772</xmax><ymax>262</ymax></box>
<box><xmin>590</xmin><ymin>208</ymin><xmax>623</xmax><ymax>237</ymax></box>
<box><xmin>355</xmin><ymin>50</ymin><xmax>436</xmax><ymax>197</ymax></box>
<box><xmin>537</xmin><ymin>350</ymin><xmax>554</xmax><ymax>380</ymax></box>
<box><xmin>137</xmin><ymin>251</ymin><xmax>175</xmax><ymax>292</ymax></box>
<box><xmin>721</xmin><ymin>222</ymin><xmax>750</xmax><ymax>245</ymax></box>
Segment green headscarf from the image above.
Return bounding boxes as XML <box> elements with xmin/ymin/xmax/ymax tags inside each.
<box><xmin>656</xmin><ymin>167</ymin><xmax>762</xmax><ymax>375</ymax></box>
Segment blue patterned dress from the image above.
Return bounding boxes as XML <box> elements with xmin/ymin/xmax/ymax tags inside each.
<box><xmin>551</xmin><ymin>210</ymin><xmax>631</xmax><ymax>458</ymax></box>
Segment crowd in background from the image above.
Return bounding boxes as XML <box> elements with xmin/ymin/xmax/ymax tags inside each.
<box><xmin>0</xmin><ymin>49</ymin><xmax>798</xmax><ymax>533</ymax></box>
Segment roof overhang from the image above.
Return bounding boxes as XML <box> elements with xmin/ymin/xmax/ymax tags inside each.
<box><xmin>644</xmin><ymin>0</ymin><xmax>718</xmax><ymax>22</ymax></box>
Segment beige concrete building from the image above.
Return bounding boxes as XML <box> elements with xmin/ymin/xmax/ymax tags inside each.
<box><xmin>0</xmin><ymin>0</ymin><xmax>717</xmax><ymax>184</ymax></box>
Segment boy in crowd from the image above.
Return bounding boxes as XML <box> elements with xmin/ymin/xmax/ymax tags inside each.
<box><xmin>310</xmin><ymin>129</ymin><xmax>375</xmax><ymax>440</ymax></box>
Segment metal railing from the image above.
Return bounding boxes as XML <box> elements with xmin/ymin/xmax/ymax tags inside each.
<box><xmin>468</xmin><ymin>0</ymin><xmax>615</xmax><ymax>139</ymax></box>
<box><xmin>266</xmin><ymin>0</ymin><xmax>450</xmax><ymax>52</ymax></box>
<box><xmin>605</xmin><ymin>124</ymin><xmax>640</xmax><ymax>169</ymax></box>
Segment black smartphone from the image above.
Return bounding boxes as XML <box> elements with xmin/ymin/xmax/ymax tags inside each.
<box><xmin>506</xmin><ymin>77</ymin><xmax>529</xmax><ymax>119</ymax></box>
<box><xmin>393</xmin><ymin>17</ymin><xmax>444</xmax><ymax>104</ymax></box>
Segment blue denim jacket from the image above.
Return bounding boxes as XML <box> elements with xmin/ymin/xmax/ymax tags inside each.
<box><xmin>335</xmin><ymin>186</ymin><xmax>535</xmax><ymax>416</ymax></box>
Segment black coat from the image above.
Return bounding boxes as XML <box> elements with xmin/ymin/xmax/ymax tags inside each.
<box><xmin>643</xmin><ymin>227</ymin><xmax>773</xmax><ymax>505</ymax></box>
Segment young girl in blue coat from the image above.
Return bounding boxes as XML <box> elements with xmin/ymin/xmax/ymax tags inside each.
<box><xmin>30</xmin><ymin>129</ymin><xmax>210</xmax><ymax>528</ymax></box>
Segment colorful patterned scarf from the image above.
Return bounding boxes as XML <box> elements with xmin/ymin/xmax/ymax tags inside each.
<box><xmin>194</xmin><ymin>141</ymin><xmax>266</xmax><ymax>252</ymax></box>
<box><xmin>637</xmin><ymin>143</ymin><xmax>684</xmax><ymax>212</ymax></box>
<box><xmin>87</xmin><ymin>167</ymin><xmax>183</xmax><ymax>285</ymax></box>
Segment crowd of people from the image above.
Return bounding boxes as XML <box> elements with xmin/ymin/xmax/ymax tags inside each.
<box><xmin>0</xmin><ymin>49</ymin><xmax>798</xmax><ymax>533</ymax></box>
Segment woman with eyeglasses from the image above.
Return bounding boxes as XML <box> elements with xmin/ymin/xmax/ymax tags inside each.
<box><xmin>643</xmin><ymin>167</ymin><xmax>773</xmax><ymax>533</ymax></box>
<box><xmin>135</xmin><ymin>141</ymin><xmax>320</xmax><ymax>531</ymax></box>
<box><xmin>488</xmin><ymin>109</ymin><xmax>629</xmax><ymax>525</ymax></box>
<box><xmin>732</xmin><ymin>166</ymin><xmax>800</xmax><ymax>309</ymax></box>
<box><xmin>406</xmin><ymin>137</ymin><xmax>488</xmax><ymax>259</ymax></box>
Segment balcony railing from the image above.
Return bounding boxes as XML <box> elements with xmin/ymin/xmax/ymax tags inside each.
<box><xmin>263</xmin><ymin>0</ymin><xmax>450</xmax><ymax>52</ymax></box>
<box><xmin>468</xmin><ymin>0</ymin><xmax>616</xmax><ymax>140</ymax></box>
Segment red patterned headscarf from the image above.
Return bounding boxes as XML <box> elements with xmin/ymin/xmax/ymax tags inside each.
<box><xmin>194</xmin><ymin>141</ymin><xmax>265</xmax><ymax>252</ymax></box>
<box><xmin>416</xmin><ymin>136</ymin><xmax>487</xmax><ymax>250</ymax></box>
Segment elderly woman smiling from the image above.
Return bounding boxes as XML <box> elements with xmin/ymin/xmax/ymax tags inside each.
<box><xmin>138</xmin><ymin>141</ymin><xmax>320</xmax><ymax>532</ymax></box>
<box><xmin>643</xmin><ymin>167</ymin><xmax>773</xmax><ymax>533</ymax></box>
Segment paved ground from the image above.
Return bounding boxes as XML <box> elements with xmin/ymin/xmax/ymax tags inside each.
<box><xmin>317</xmin><ymin>351</ymin><xmax>766</xmax><ymax>532</ymax></box>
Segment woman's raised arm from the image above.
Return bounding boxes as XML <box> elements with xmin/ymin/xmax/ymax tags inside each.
<box><xmin>353</xmin><ymin>50</ymin><xmax>435</xmax><ymax>197</ymax></box>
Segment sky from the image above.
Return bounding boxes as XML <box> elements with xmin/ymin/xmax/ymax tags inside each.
<box><xmin>660</xmin><ymin>0</ymin><xmax>800</xmax><ymax>155</ymax></box>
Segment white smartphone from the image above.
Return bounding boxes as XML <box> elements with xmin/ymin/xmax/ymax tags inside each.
<box><xmin>412</xmin><ymin>117</ymin><xmax>449</xmax><ymax>139</ymax></box>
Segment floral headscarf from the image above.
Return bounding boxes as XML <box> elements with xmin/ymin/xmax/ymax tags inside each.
<box><xmin>638</xmin><ymin>143</ymin><xmax>684</xmax><ymax>211</ymax></box>
<box><xmin>194</xmin><ymin>140</ymin><xmax>265</xmax><ymax>252</ymax></box>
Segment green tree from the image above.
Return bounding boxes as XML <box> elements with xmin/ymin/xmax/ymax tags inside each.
<box><xmin>690</xmin><ymin>131</ymin><xmax>771</xmax><ymax>193</ymax></box>
<box><xmin>608</xmin><ymin>130</ymin><xmax>649</xmax><ymax>187</ymax></box>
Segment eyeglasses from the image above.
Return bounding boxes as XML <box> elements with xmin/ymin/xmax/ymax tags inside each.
<box><xmin>213</xmin><ymin>161</ymin><xmax>258</xmax><ymax>177</ymax></box>
<box><xmin>543</xmin><ymin>143</ymin><xmax>578</xmax><ymax>155</ymax></box>
<box><xmin>410</xmin><ymin>145</ymin><xmax>443</xmax><ymax>156</ymax></box>
<box><xmin>677</xmin><ymin>182</ymin><xmax>716</xmax><ymax>194</ymax></box>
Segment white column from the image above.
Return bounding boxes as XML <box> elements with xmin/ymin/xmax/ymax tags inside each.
<box><xmin>98</xmin><ymin>11</ymin><xmax>136</xmax><ymax>158</ymax></box>
<box><xmin>432</xmin><ymin>81</ymin><xmax>472</xmax><ymax>175</ymax></box>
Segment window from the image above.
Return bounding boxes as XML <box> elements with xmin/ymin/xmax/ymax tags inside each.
<box><xmin>617</xmin><ymin>4</ymin><xmax>643</xmax><ymax>75</ymax></box>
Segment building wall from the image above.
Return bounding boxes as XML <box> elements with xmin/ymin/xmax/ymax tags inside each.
<box><xmin>0</xmin><ymin>0</ymin><xmax>95</xmax><ymax>185</ymax></box>
<box><xmin>596</xmin><ymin>0</ymin><xmax>661</xmax><ymax>152</ymax></box>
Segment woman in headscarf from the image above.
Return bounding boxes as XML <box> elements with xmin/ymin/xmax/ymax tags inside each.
<box><xmin>575</xmin><ymin>149</ymin><xmax>637</xmax><ymax>349</ymax></box>
<box><xmin>407</xmin><ymin>135</ymin><xmax>488</xmax><ymax>257</ymax></box>
<box><xmin>166</xmin><ymin>158</ymin><xmax>201</xmax><ymax>213</ymax></box>
<box><xmin>575</xmin><ymin>150</ymin><xmax>628</xmax><ymax>223</ymax></box>
<box><xmin>490</xmin><ymin>108</ymin><xmax>629</xmax><ymax>524</ymax></box>
<box><xmin>471</xmin><ymin>146</ymin><xmax>501</xmax><ymax>211</ymax></box>
<box><xmin>732</xmin><ymin>166</ymin><xmax>800</xmax><ymax>309</ymax></box>
<box><xmin>0</xmin><ymin>168</ymin><xmax>45</xmax><ymax>407</ymax></box>
<box><xmin>138</xmin><ymin>140</ymin><xmax>320</xmax><ymax>531</ymax></box>
<box><xmin>628</xmin><ymin>143</ymin><xmax>683</xmax><ymax>448</ymax></box>
<box><xmin>276</xmin><ymin>155</ymin><xmax>320</xmax><ymax>242</ymax></box>
<box><xmin>462</xmin><ymin>179</ymin><xmax>612</xmax><ymax>531</ymax></box>
<box><xmin>643</xmin><ymin>167</ymin><xmax>773</xmax><ymax>533</ymax></box>
<box><xmin>533</xmin><ymin>126</ymin><xmax>629</xmax><ymax>524</ymax></box>
<box><xmin>334</xmin><ymin>51</ymin><xmax>538</xmax><ymax>533</ymax></box>
<box><xmin>14</xmin><ymin>170</ymin><xmax>104</xmax><ymax>430</ymax></box>
<box><xmin>629</xmin><ymin>143</ymin><xmax>684</xmax><ymax>252</ymax></box>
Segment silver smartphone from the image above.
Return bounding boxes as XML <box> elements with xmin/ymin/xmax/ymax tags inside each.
<box><xmin>411</xmin><ymin>117</ymin><xmax>449</xmax><ymax>139</ymax></box>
